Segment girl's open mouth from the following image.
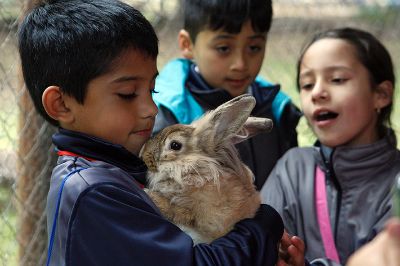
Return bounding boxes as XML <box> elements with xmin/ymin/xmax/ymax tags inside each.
<box><xmin>315</xmin><ymin>111</ymin><xmax>338</xmax><ymax>122</ymax></box>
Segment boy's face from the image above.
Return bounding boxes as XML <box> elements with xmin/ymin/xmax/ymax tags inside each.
<box><xmin>63</xmin><ymin>49</ymin><xmax>158</xmax><ymax>155</ymax></box>
<box><xmin>191</xmin><ymin>21</ymin><xmax>266</xmax><ymax>97</ymax></box>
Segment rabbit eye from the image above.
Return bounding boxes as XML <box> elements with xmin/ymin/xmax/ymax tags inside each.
<box><xmin>170</xmin><ymin>141</ymin><xmax>182</xmax><ymax>151</ymax></box>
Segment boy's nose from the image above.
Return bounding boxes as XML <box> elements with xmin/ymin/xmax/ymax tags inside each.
<box><xmin>231</xmin><ymin>52</ymin><xmax>248</xmax><ymax>71</ymax></box>
<box><xmin>140</xmin><ymin>95</ymin><xmax>158</xmax><ymax>118</ymax></box>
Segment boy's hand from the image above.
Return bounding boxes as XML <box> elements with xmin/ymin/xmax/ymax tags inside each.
<box><xmin>347</xmin><ymin>218</ymin><xmax>400</xmax><ymax>266</ymax></box>
<box><xmin>277</xmin><ymin>230</ymin><xmax>306</xmax><ymax>266</ymax></box>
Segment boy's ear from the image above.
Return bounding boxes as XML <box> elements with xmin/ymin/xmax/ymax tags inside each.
<box><xmin>42</xmin><ymin>86</ymin><xmax>74</xmax><ymax>124</ymax></box>
<box><xmin>178</xmin><ymin>29</ymin><xmax>194</xmax><ymax>59</ymax></box>
<box><xmin>374</xmin><ymin>80</ymin><xmax>393</xmax><ymax>110</ymax></box>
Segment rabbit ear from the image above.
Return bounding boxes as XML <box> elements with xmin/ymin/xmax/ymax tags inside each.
<box><xmin>194</xmin><ymin>94</ymin><xmax>256</xmax><ymax>144</ymax></box>
<box><xmin>231</xmin><ymin>117</ymin><xmax>273</xmax><ymax>144</ymax></box>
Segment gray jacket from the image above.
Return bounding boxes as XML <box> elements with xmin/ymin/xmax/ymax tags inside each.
<box><xmin>261</xmin><ymin>134</ymin><xmax>400</xmax><ymax>265</ymax></box>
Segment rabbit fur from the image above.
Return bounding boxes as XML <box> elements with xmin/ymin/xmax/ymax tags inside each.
<box><xmin>140</xmin><ymin>94</ymin><xmax>273</xmax><ymax>244</ymax></box>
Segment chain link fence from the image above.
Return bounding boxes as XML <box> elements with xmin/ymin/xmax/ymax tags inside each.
<box><xmin>0</xmin><ymin>0</ymin><xmax>399</xmax><ymax>265</ymax></box>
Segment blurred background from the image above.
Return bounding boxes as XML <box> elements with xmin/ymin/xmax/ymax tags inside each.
<box><xmin>0</xmin><ymin>0</ymin><xmax>399</xmax><ymax>265</ymax></box>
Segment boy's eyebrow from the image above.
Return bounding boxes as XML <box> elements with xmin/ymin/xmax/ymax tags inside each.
<box><xmin>248</xmin><ymin>34</ymin><xmax>266</xmax><ymax>40</ymax></box>
<box><xmin>211</xmin><ymin>34</ymin><xmax>234</xmax><ymax>41</ymax></box>
<box><xmin>211</xmin><ymin>33</ymin><xmax>266</xmax><ymax>42</ymax></box>
<box><xmin>111</xmin><ymin>72</ymin><xmax>159</xmax><ymax>83</ymax></box>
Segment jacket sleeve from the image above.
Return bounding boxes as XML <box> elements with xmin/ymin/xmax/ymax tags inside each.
<box><xmin>67</xmin><ymin>184</ymin><xmax>283</xmax><ymax>266</ymax></box>
<box><xmin>260</xmin><ymin>151</ymin><xmax>299</xmax><ymax>236</ymax></box>
<box><xmin>309</xmin><ymin>258</ymin><xmax>342</xmax><ymax>266</ymax></box>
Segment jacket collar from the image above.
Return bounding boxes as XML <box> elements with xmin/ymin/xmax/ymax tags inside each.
<box><xmin>318</xmin><ymin>129</ymin><xmax>399</xmax><ymax>188</ymax></box>
<box><xmin>52</xmin><ymin>128</ymin><xmax>148</xmax><ymax>185</ymax></box>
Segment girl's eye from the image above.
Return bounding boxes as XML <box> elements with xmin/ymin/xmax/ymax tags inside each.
<box><xmin>332</xmin><ymin>78</ymin><xmax>347</xmax><ymax>84</ymax></box>
<box><xmin>300</xmin><ymin>82</ymin><xmax>313</xmax><ymax>90</ymax></box>
<box><xmin>170</xmin><ymin>141</ymin><xmax>182</xmax><ymax>151</ymax></box>
<box><xmin>117</xmin><ymin>93</ymin><xmax>137</xmax><ymax>100</ymax></box>
<box><xmin>151</xmin><ymin>88</ymin><xmax>159</xmax><ymax>94</ymax></box>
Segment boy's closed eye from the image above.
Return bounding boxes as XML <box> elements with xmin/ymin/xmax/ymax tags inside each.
<box><xmin>117</xmin><ymin>87</ymin><xmax>158</xmax><ymax>100</ymax></box>
<box><xmin>117</xmin><ymin>92</ymin><xmax>137</xmax><ymax>100</ymax></box>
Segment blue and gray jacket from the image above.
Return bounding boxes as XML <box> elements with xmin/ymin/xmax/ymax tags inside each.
<box><xmin>46</xmin><ymin>128</ymin><xmax>284</xmax><ymax>266</ymax></box>
<box><xmin>153</xmin><ymin>59</ymin><xmax>302</xmax><ymax>189</ymax></box>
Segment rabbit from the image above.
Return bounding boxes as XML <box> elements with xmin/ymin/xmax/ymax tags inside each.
<box><xmin>140</xmin><ymin>94</ymin><xmax>273</xmax><ymax>244</ymax></box>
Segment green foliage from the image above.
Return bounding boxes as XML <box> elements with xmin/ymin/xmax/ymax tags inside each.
<box><xmin>0</xmin><ymin>1</ymin><xmax>20</xmax><ymax>25</ymax></box>
<box><xmin>357</xmin><ymin>4</ymin><xmax>400</xmax><ymax>24</ymax></box>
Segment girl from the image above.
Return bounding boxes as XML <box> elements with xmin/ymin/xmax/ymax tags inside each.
<box><xmin>261</xmin><ymin>27</ymin><xmax>400</xmax><ymax>265</ymax></box>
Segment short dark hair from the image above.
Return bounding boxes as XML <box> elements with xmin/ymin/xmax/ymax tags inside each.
<box><xmin>296</xmin><ymin>27</ymin><xmax>396</xmax><ymax>138</ymax></box>
<box><xmin>183</xmin><ymin>0</ymin><xmax>273</xmax><ymax>42</ymax></box>
<box><xmin>18</xmin><ymin>0</ymin><xmax>159</xmax><ymax>126</ymax></box>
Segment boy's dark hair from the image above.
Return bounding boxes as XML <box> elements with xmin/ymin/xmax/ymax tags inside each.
<box><xmin>183</xmin><ymin>0</ymin><xmax>273</xmax><ymax>42</ymax></box>
<box><xmin>18</xmin><ymin>0</ymin><xmax>158</xmax><ymax>126</ymax></box>
<box><xmin>296</xmin><ymin>27</ymin><xmax>396</xmax><ymax>139</ymax></box>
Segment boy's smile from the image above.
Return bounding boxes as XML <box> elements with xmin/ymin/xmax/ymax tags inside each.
<box><xmin>190</xmin><ymin>21</ymin><xmax>266</xmax><ymax>97</ymax></box>
<box><xmin>62</xmin><ymin>48</ymin><xmax>158</xmax><ymax>155</ymax></box>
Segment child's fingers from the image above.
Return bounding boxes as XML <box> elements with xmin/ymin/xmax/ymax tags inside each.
<box><xmin>279</xmin><ymin>248</ymin><xmax>290</xmax><ymax>262</ymax></box>
<box><xmin>276</xmin><ymin>258</ymin><xmax>289</xmax><ymax>266</ymax></box>
<box><xmin>278</xmin><ymin>233</ymin><xmax>306</xmax><ymax>266</ymax></box>
<box><xmin>278</xmin><ymin>231</ymin><xmax>293</xmax><ymax>263</ymax></box>
<box><xmin>284</xmin><ymin>236</ymin><xmax>306</xmax><ymax>266</ymax></box>
<box><xmin>286</xmin><ymin>245</ymin><xmax>305</xmax><ymax>266</ymax></box>
<box><xmin>280</xmin><ymin>230</ymin><xmax>292</xmax><ymax>249</ymax></box>
<box><xmin>290</xmin><ymin>236</ymin><xmax>306</xmax><ymax>254</ymax></box>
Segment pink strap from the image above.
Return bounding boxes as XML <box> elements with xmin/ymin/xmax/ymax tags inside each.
<box><xmin>315</xmin><ymin>166</ymin><xmax>340</xmax><ymax>263</ymax></box>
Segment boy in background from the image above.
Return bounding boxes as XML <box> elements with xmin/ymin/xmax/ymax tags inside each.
<box><xmin>18</xmin><ymin>0</ymin><xmax>285</xmax><ymax>265</ymax></box>
<box><xmin>153</xmin><ymin>0</ymin><xmax>301</xmax><ymax>189</ymax></box>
